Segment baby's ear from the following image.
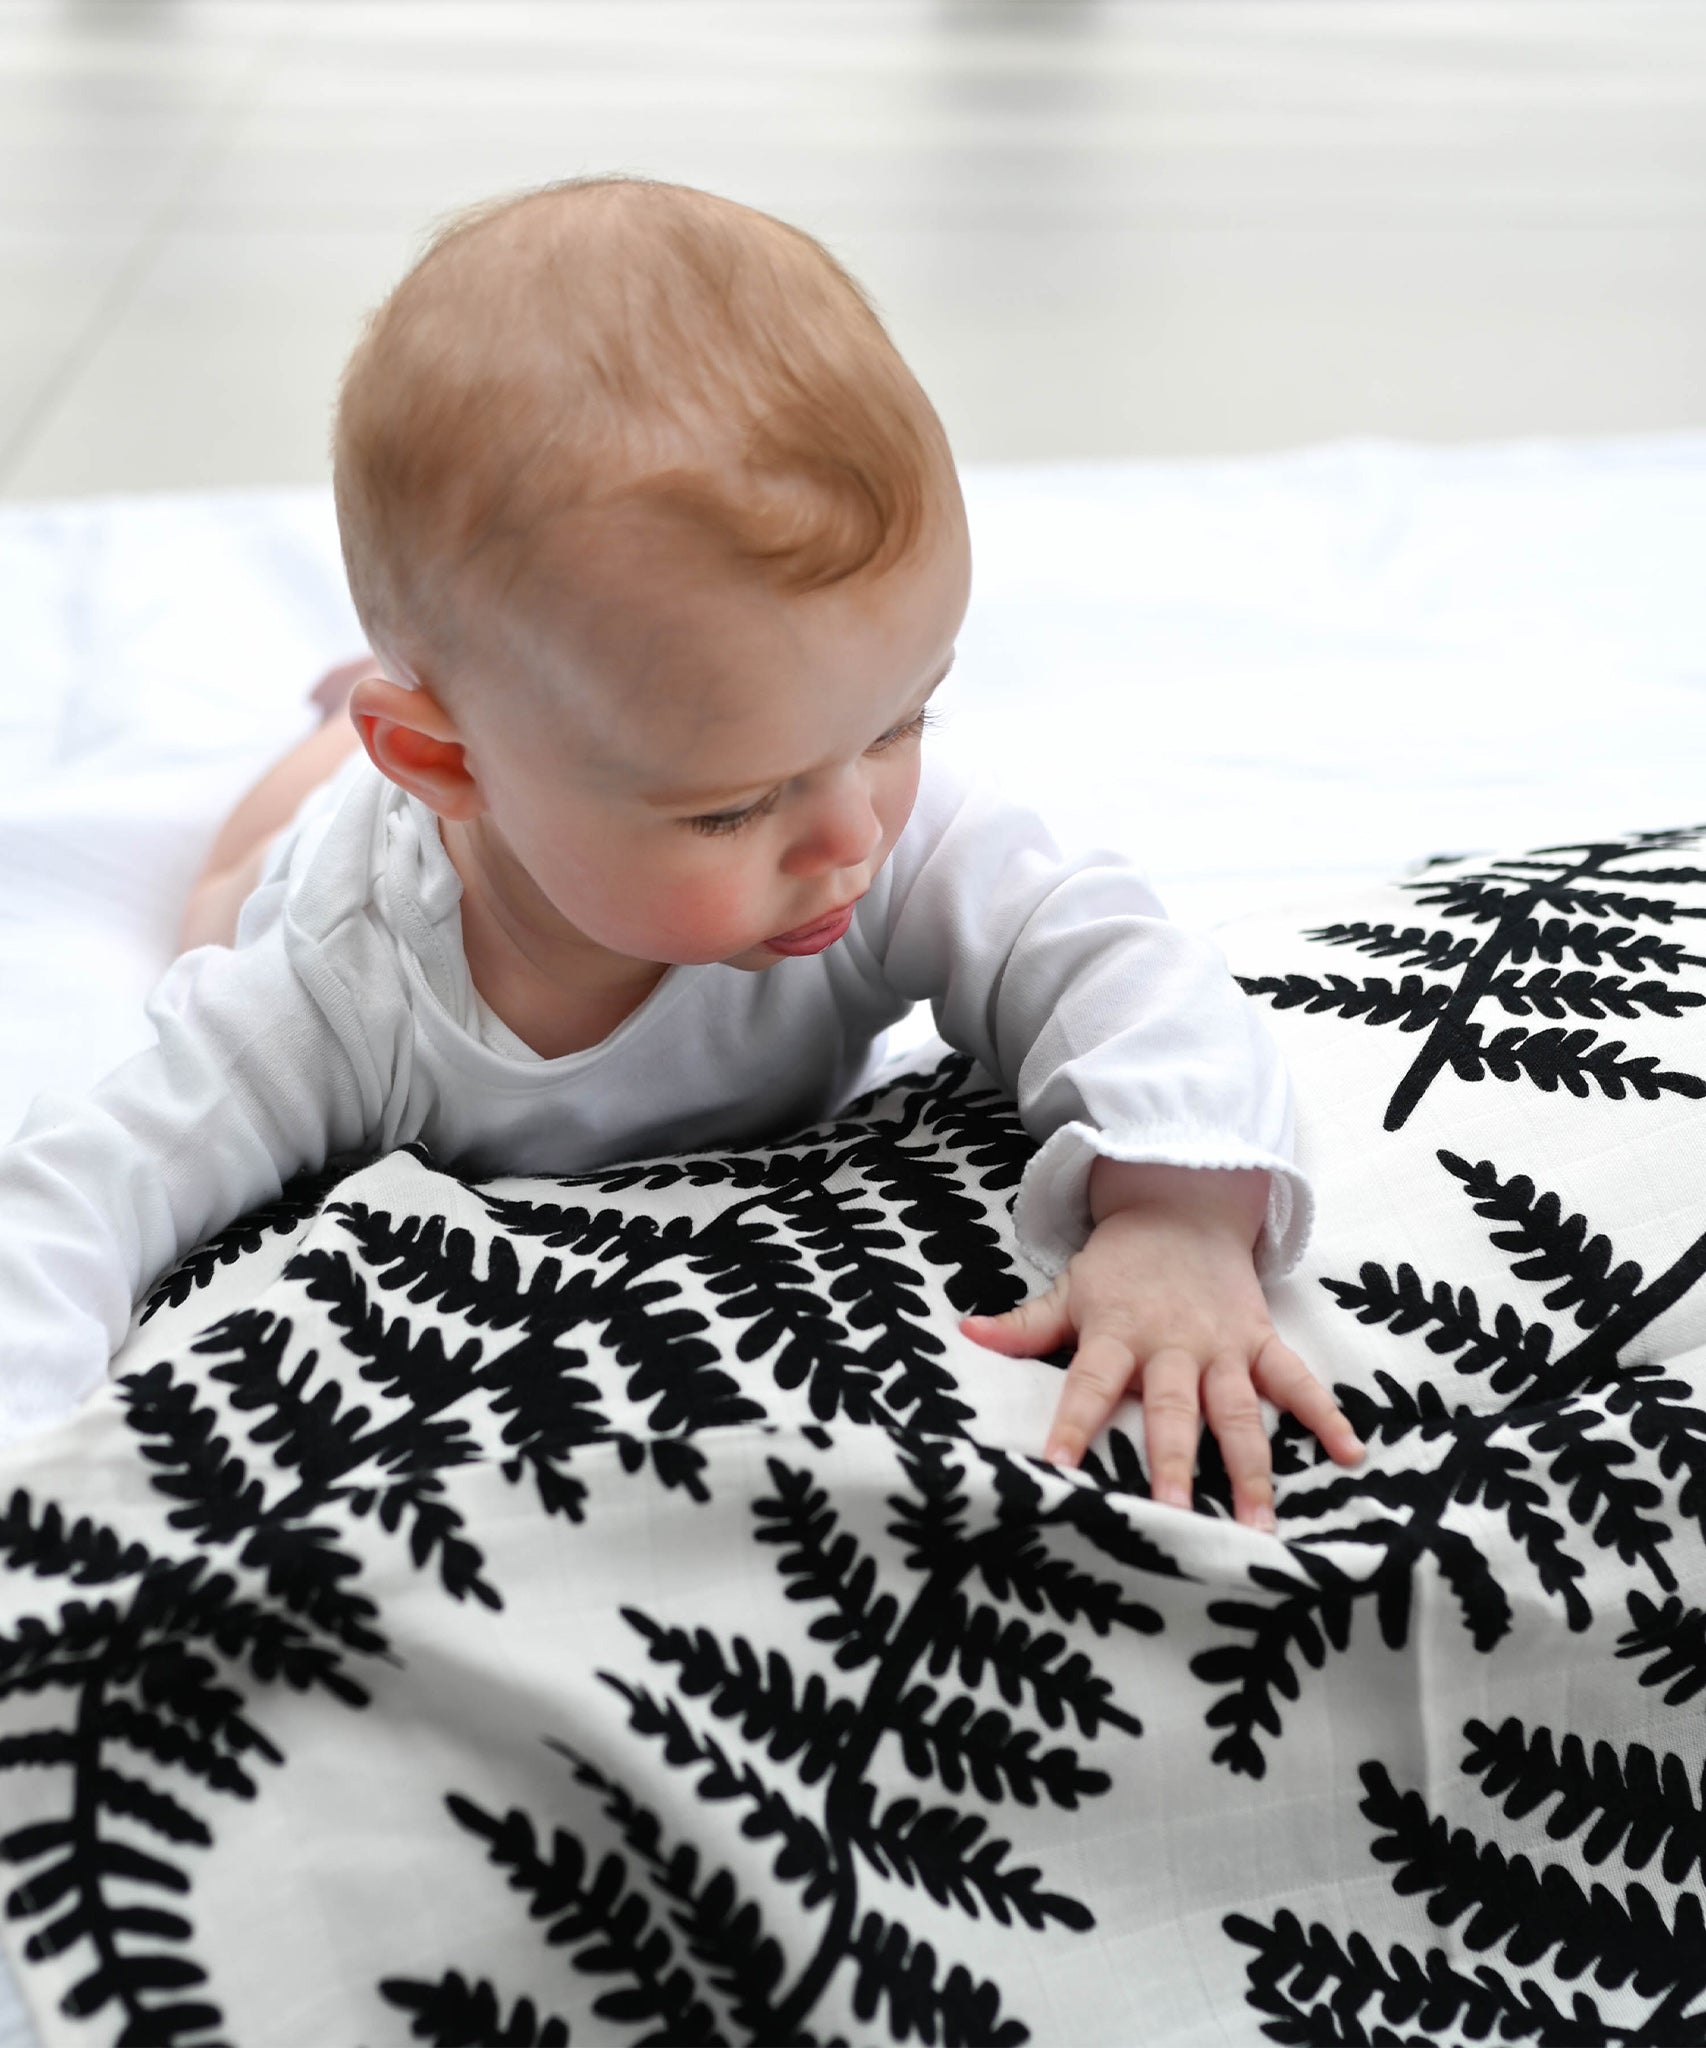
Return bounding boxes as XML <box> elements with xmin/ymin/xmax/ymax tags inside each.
<box><xmin>348</xmin><ymin>674</ymin><xmax>484</xmax><ymax>821</ymax></box>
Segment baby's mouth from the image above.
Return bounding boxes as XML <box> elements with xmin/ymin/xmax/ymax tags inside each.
<box><xmin>763</xmin><ymin>901</ymin><xmax>859</xmax><ymax>956</ymax></box>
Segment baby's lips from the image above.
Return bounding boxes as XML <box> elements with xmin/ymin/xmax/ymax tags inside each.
<box><xmin>763</xmin><ymin>900</ymin><xmax>860</xmax><ymax>955</ymax></box>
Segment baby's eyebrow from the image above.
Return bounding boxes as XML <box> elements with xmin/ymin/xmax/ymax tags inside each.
<box><xmin>644</xmin><ymin>658</ymin><xmax>954</xmax><ymax>810</ymax></box>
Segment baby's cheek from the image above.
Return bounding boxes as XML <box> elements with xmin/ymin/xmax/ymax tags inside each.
<box><xmin>867</xmin><ymin>757</ymin><xmax>921</xmax><ymax>871</ymax></box>
<box><xmin>650</xmin><ymin>863</ymin><xmax>759</xmax><ymax>955</ymax></box>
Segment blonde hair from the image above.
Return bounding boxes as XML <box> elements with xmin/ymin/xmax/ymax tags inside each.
<box><xmin>333</xmin><ymin>176</ymin><xmax>956</xmax><ymax>683</ymax></box>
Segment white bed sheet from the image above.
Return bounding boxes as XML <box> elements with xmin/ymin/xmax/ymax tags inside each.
<box><xmin>2</xmin><ymin>435</ymin><xmax>1704</xmax><ymax>1154</ymax></box>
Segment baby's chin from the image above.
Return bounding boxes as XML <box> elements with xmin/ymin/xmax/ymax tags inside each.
<box><xmin>622</xmin><ymin>935</ymin><xmax>782</xmax><ymax>974</ymax></box>
<box><xmin>716</xmin><ymin>943</ymin><xmax>789</xmax><ymax>973</ymax></box>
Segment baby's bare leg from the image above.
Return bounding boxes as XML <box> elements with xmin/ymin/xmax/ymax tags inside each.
<box><xmin>176</xmin><ymin>712</ymin><xmax>363</xmax><ymax>953</ymax></box>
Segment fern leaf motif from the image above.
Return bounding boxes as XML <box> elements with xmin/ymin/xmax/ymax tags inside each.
<box><xmin>0</xmin><ymin>1466</ymin><xmax>374</xmax><ymax>2044</ymax></box>
<box><xmin>848</xmin><ymin>1908</ymin><xmax>1027</xmax><ymax>2046</ymax></box>
<box><xmin>849</xmin><ymin>1790</ymin><xmax>1092</xmax><ymax>1932</ymax></box>
<box><xmin>432</xmin><ymin>1795</ymin><xmax>725</xmax><ymax>2043</ymax></box>
<box><xmin>412</xmin><ymin>1436</ymin><xmax>1159</xmax><ymax>2043</ymax></box>
<box><xmin>1241</xmin><ymin>828</ymin><xmax>1706</xmax><ymax>1129</ymax></box>
<box><xmin>377</xmin><ymin>1969</ymin><xmax>571</xmax><ymax>2047</ymax></box>
<box><xmin>1227</xmin><ymin>1141</ymin><xmax>1706</xmax><ymax>1774</ymax></box>
<box><xmin>1618</xmin><ymin>1590</ymin><xmax>1706</xmax><ymax>1706</ymax></box>
<box><xmin>1463</xmin><ymin>1716</ymin><xmax>1706</xmax><ymax>1887</ymax></box>
<box><xmin>1231</xmin><ymin>1693</ymin><xmax>1706</xmax><ymax>2047</ymax></box>
<box><xmin>1438</xmin><ymin>1152</ymin><xmax>1643</xmax><ymax>1329</ymax></box>
<box><xmin>1193</xmin><ymin>1552</ymin><xmax>1359</xmax><ymax>1778</ymax></box>
<box><xmin>1358</xmin><ymin>1760</ymin><xmax>1706</xmax><ymax>2010</ymax></box>
<box><xmin>1226</xmin><ymin>1906</ymin><xmax>1573</xmax><ymax>2044</ymax></box>
<box><xmin>1234</xmin><ymin>970</ymin><xmax>1451</xmax><ymax>1033</ymax></box>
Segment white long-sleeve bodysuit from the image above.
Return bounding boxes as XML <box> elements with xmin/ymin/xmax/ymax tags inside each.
<box><xmin>0</xmin><ymin>750</ymin><xmax>1311</xmax><ymax>1446</ymax></box>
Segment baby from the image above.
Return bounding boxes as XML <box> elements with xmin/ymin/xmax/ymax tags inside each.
<box><xmin>0</xmin><ymin>176</ymin><xmax>1361</xmax><ymax>1528</ymax></box>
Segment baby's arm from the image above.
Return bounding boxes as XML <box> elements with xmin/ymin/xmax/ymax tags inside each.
<box><xmin>963</xmin><ymin>1160</ymin><xmax>1361</xmax><ymax>1530</ymax></box>
<box><xmin>873</xmin><ymin>758</ymin><xmax>1345</xmax><ymax>1517</ymax></box>
<box><xmin>0</xmin><ymin>905</ymin><xmax>380</xmax><ymax>1444</ymax></box>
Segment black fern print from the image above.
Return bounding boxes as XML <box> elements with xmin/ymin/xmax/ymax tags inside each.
<box><xmin>1237</xmin><ymin>826</ymin><xmax>1706</xmax><ymax>1129</ymax></box>
<box><xmin>897</xmin><ymin>1061</ymin><xmax>1032</xmax><ymax>1202</ymax></box>
<box><xmin>384</xmin><ymin>1433</ymin><xmax>1170</xmax><ymax>2045</ymax></box>
<box><xmin>0</xmin><ymin>1351</ymin><xmax>384</xmax><ymax>2046</ymax></box>
<box><xmin>170</xmin><ymin>1297</ymin><xmax>500</xmax><ymax>1613</ymax></box>
<box><xmin>35</xmin><ymin>1030</ymin><xmax>1706</xmax><ymax>2046</ymax></box>
<box><xmin>1464</xmin><ymin>1704</ymin><xmax>1706</xmax><ymax>1886</ymax></box>
<box><xmin>1193</xmin><ymin>1146</ymin><xmax>1706</xmax><ymax>1777</ymax></box>
<box><xmin>378</xmin><ymin>1968</ymin><xmax>570</xmax><ymax>2046</ymax></box>
<box><xmin>0</xmin><ymin>1051</ymin><xmax>1039</xmax><ymax>2045</ymax></box>
<box><xmin>139</xmin><ymin>1152</ymin><xmax>374</xmax><ymax>1323</ymax></box>
<box><xmin>1619</xmin><ymin>1588</ymin><xmax>1706</xmax><ymax>1707</ymax></box>
<box><xmin>472</xmin><ymin>1056</ymin><xmax>1025</xmax><ymax>1452</ymax></box>
<box><xmin>1228</xmin><ymin>1701</ymin><xmax>1706</xmax><ymax>2046</ymax></box>
<box><xmin>0</xmin><ymin>1251</ymin><xmax>599</xmax><ymax>2044</ymax></box>
<box><xmin>317</xmin><ymin>1185</ymin><xmax>761</xmax><ymax>1521</ymax></box>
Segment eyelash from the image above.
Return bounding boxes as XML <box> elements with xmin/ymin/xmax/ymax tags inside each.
<box><xmin>687</xmin><ymin>706</ymin><xmax>939</xmax><ymax>838</ymax></box>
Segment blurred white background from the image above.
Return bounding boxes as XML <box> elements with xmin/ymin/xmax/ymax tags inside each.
<box><xmin>1</xmin><ymin>0</ymin><xmax>1704</xmax><ymax>1140</ymax></box>
<box><xmin>1</xmin><ymin>0</ymin><xmax>1703</xmax><ymax>497</ymax></box>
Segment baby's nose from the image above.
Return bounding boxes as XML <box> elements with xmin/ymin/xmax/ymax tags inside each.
<box><xmin>784</xmin><ymin>774</ymin><xmax>882</xmax><ymax>874</ymax></box>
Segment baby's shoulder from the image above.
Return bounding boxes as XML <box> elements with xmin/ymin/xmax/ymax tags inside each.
<box><xmin>264</xmin><ymin>751</ymin><xmax>397</xmax><ymax>943</ymax></box>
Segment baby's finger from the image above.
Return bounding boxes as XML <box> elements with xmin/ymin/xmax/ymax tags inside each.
<box><xmin>1140</xmin><ymin>1346</ymin><xmax>1204</xmax><ymax>1512</ymax></box>
<box><xmin>1252</xmin><ymin>1333</ymin><xmax>1364</xmax><ymax>1465</ymax></box>
<box><xmin>961</xmin><ymin>1274</ymin><xmax>1072</xmax><ymax>1359</ymax></box>
<box><xmin>1043</xmin><ymin>1329</ymin><xmax>1138</xmax><ymax>1470</ymax></box>
<box><xmin>1201</xmin><ymin>1353</ymin><xmax>1276</xmax><ymax>1532</ymax></box>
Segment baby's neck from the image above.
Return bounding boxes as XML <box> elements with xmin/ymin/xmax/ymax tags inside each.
<box><xmin>440</xmin><ymin>816</ymin><xmax>668</xmax><ymax>1059</ymax></box>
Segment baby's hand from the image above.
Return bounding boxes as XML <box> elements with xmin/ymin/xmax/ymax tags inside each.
<box><xmin>960</xmin><ymin>1162</ymin><xmax>1361</xmax><ymax>1531</ymax></box>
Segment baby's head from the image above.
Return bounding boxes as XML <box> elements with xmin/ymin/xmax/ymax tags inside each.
<box><xmin>332</xmin><ymin>176</ymin><xmax>970</xmax><ymax>974</ymax></box>
<box><xmin>335</xmin><ymin>175</ymin><xmax>962</xmax><ymax>691</ymax></box>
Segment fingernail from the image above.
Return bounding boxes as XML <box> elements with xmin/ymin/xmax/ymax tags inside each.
<box><xmin>1156</xmin><ymin>1486</ymin><xmax>1191</xmax><ymax>1511</ymax></box>
<box><xmin>1254</xmin><ymin>1505</ymin><xmax>1277</xmax><ymax>1534</ymax></box>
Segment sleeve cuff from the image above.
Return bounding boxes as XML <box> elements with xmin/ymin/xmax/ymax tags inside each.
<box><xmin>1010</xmin><ymin>1119</ymin><xmax>1314</xmax><ymax>1283</ymax></box>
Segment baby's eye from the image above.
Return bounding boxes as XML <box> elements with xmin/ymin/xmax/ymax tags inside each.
<box><xmin>867</xmin><ymin>706</ymin><xmax>939</xmax><ymax>753</ymax></box>
<box><xmin>688</xmin><ymin>787</ymin><xmax>781</xmax><ymax>837</ymax></box>
<box><xmin>685</xmin><ymin>707</ymin><xmax>936</xmax><ymax>836</ymax></box>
